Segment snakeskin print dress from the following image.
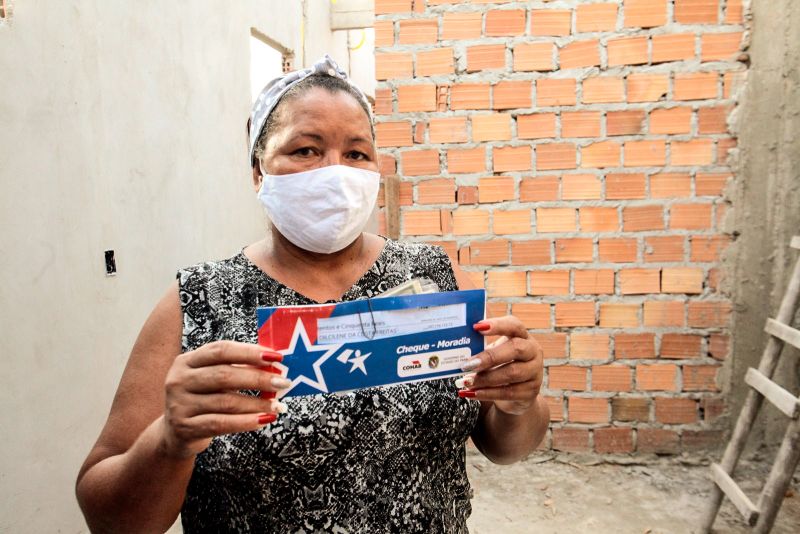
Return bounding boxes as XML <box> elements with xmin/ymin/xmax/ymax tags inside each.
<box><xmin>176</xmin><ymin>239</ymin><xmax>481</xmax><ymax>532</ymax></box>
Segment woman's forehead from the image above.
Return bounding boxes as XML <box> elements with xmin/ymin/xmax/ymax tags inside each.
<box><xmin>275</xmin><ymin>89</ymin><xmax>372</xmax><ymax>137</ymax></box>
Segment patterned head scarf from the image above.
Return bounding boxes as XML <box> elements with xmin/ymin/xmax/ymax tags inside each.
<box><xmin>248</xmin><ymin>54</ymin><xmax>372</xmax><ymax>164</ymax></box>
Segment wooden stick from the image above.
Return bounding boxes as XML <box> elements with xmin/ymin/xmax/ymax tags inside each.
<box><xmin>383</xmin><ymin>174</ymin><xmax>400</xmax><ymax>240</ymax></box>
<box><xmin>754</xmin><ymin>416</ymin><xmax>800</xmax><ymax>533</ymax></box>
<box><xmin>764</xmin><ymin>318</ymin><xmax>800</xmax><ymax>351</ymax></box>
<box><xmin>791</xmin><ymin>235</ymin><xmax>800</xmax><ymax>250</ymax></box>
<box><xmin>701</xmin><ymin>253</ymin><xmax>800</xmax><ymax>532</ymax></box>
<box><xmin>745</xmin><ymin>368</ymin><xmax>799</xmax><ymax>419</ymax></box>
<box><xmin>711</xmin><ymin>463</ymin><xmax>759</xmax><ymax>526</ymax></box>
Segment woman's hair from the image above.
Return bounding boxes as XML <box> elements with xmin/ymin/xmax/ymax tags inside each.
<box><xmin>253</xmin><ymin>74</ymin><xmax>375</xmax><ymax>163</ymax></box>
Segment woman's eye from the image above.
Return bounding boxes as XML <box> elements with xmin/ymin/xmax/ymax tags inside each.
<box><xmin>292</xmin><ymin>147</ymin><xmax>316</xmax><ymax>157</ymax></box>
<box><xmin>347</xmin><ymin>151</ymin><xmax>368</xmax><ymax>161</ymax></box>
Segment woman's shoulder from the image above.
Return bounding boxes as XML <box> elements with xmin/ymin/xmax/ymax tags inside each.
<box><xmin>176</xmin><ymin>251</ymin><xmax>249</xmax><ymax>284</ymax></box>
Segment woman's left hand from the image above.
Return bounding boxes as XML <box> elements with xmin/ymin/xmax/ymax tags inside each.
<box><xmin>457</xmin><ymin>316</ymin><xmax>543</xmax><ymax>416</ymax></box>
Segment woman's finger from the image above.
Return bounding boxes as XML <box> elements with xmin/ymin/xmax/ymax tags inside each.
<box><xmin>462</xmin><ymin>335</ymin><xmax>541</xmax><ymax>372</ymax></box>
<box><xmin>180</xmin><ymin>392</ymin><xmax>288</xmax><ymax>418</ymax></box>
<box><xmin>459</xmin><ymin>380</ymin><xmax>540</xmax><ymax>401</ymax></box>
<box><xmin>182</xmin><ymin>364</ymin><xmax>292</xmax><ymax>394</ymax></box>
<box><xmin>184</xmin><ymin>340</ymin><xmax>282</xmax><ymax>369</ymax></box>
<box><xmin>469</xmin><ymin>360</ymin><xmax>541</xmax><ymax>390</ymax></box>
<box><xmin>473</xmin><ymin>316</ymin><xmax>528</xmax><ymax>340</ymax></box>
<box><xmin>178</xmin><ymin>412</ymin><xmax>280</xmax><ymax>440</ymax></box>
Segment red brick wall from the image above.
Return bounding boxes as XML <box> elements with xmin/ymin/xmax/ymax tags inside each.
<box><xmin>374</xmin><ymin>0</ymin><xmax>746</xmax><ymax>454</ymax></box>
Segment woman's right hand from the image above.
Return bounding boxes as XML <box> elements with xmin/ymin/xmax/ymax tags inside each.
<box><xmin>160</xmin><ymin>340</ymin><xmax>291</xmax><ymax>459</ymax></box>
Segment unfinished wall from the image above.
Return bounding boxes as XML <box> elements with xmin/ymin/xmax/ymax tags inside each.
<box><xmin>375</xmin><ymin>0</ymin><xmax>747</xmax><ymax>455</ymax></box>
<box><xmin>0</xmin><ymin>1</ymin><xmax>350</xmax><ymax>530</ymax></box>
<box><xmin>728</xmin><ymin>0</ymin><xmax>800</xmax><ymax>448</ymax></box>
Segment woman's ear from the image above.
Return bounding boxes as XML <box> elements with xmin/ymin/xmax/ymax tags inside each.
<box><xmin>252</xmin><ymin>161</ymin><xmax>263</xmax><ymax>192</ymax></box>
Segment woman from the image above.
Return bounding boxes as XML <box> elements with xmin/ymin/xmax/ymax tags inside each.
<box><xmin>76</xmin><ymin>55</ymin><xmax>549</xmax><ymax>533</ymax></box>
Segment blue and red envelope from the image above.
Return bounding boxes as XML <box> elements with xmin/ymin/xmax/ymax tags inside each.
<box><xmin>257</xmin><ymin>289</ymin><xmax>486</xmax><ymax>398</ymax></box>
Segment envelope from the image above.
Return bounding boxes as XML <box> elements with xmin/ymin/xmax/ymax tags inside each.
<box><xmin>256</xmin><ymin>289</ymin><xmax>486</xmax><ymax>398</ymax></box>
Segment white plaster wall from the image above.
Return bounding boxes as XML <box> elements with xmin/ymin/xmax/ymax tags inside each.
<box><xmin>0</xmin><ymin>0</ymin><xmax>345</xmax><ymax>530</ymax></box>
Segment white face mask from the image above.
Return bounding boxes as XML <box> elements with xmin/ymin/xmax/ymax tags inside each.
<box><xmin>257</xmin><ymin>164</ymin><xmax>381</xmax><ymax>254</ymax></box>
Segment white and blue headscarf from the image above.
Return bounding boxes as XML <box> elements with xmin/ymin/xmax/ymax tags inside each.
<box><xmin>248</xmin><ymin>54</ymin><xmax>372</xmax><ymax>163</ymax></box>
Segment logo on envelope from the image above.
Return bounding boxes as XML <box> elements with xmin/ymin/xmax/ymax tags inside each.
<box><xmin>257</xmin><ymin>289</ymin><xmax>487</xmax><ymax>398</ymax></box>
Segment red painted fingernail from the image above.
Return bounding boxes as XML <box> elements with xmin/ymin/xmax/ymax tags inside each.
<box><xmin>258</xmin><ymin>413</ymin><xmax>277</xmax><ymax>425</ymax></box>
<box><xmin>261</xmin><ymin>351</ymin><xmax>283</xmax><ymax>363</ymax></box>
<box><xmin>262</xmin><ymin>391</ymin><xmax>276</xmax><ymax>399</ymax></box>
<box><xmin>458</xmin><ymin>389</ymin><xmax>477</xmax><ymax>398</ymax></box>
<box><xmin>473</xmin><ymin>322</ymin><xmax>491</xmax><ymax>332</ymax></box>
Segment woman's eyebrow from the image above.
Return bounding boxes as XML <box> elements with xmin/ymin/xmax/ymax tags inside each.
<box><xmin>348</xmin><ymin>136</ymin><xmax>372</xmax><ymax>144</ymax></box>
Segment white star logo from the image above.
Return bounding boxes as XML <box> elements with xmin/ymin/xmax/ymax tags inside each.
<box><xmin>335</xmin><ymin>349</ymin><xmax>372</xmax><ymax>375</ymax></box>
<box><xmin>272</xmin><ymin>319</ymin><xmax>342</xmax><ymax>396</ymax></box>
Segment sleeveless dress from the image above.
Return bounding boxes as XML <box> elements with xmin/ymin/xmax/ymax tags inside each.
<box><xmin>176</xmin><ymin>239</ymin><xmax>481</xmax><ymax>533</ymax></box>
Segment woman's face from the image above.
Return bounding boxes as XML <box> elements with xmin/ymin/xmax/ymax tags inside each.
<box><xmin>258</xmin><ymin>87</ymin><xmax>378</xmax><ymax>179</ymax></box>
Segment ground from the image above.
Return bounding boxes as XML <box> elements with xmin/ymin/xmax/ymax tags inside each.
<box><xmin>466</xmin><ymin>448</ymin><xmax>800</xmax><ymax>534</ymax></box>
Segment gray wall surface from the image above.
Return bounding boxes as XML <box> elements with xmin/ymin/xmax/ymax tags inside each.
<box><xmin>728</xmin><ymin>0</ymin><xmax>800</xmax><ymax>448</ymax></box>
<box><xmin>0</xmin><ymin>1</ymin><xmax>347</xmax><ymax>530</ymax></box>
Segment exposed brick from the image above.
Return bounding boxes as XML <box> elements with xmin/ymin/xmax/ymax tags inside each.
<box><xmin>428</xmin><ymin>117</ymin><xmax>468</xmax><ymax>144</ymax></box>
<box><xmin>708</xmin><ymin>334</ymin><xmax>729</xmax><ymax>360</ymax></box>
<box><xmin>698</xmin><ymin>105</ymin><xmax>730</xmax><ymax>134</ymax></box>
<box><xmin>608</xmin><ymin>36</ymin><xmax>649</xmax><ymax>66</ymax></box>
<box><xmin>607</xmin><ymin>173</ymin><xmax>646</xmax><ymax>200</ymax></box>
<box><xmin>537</xmin><ymin>208</ymin><xmax>576</xmax><ymax>233</ymax></box>
<box><xmin>548</xmin><ymin>365</ymin><xmax>588</xmax><ymax>390</ymax></box>
<box><xmin>536</xmin><ymin>79</ymin><xmax>577</xmax><ymax>106</ymax></box>
<box><xmin>650</xmin><ymin>107</ymin><xmax>693</xmax><ymax>134</ymax></box>
<box><xmin>539</xmin><ymin>333</ymin><xmax>568</xmax><ymax>359</ymax></box>
<box><xmin>563</xmin><ymin>174</ymin><xmax>602</xmax><ymax>200</ymax></box>
<box><xmin>607</xmin><ymin>110</ymin><xmax>646</xmax><ymax>136</ymax></box>
<box><xmin>674</xmin><ymin>0</ymin><xmax>719</xmax><ymax>24</ymax></box>
<box><xmin>638</xmin><ymin>428</ymin><xmax>680</xmax><ymax>454</ymax></box>
<box><xmin>447</xmin><ymin>146</ymin><xmax>486</xmax><ymax>174</ymax></box>
<box><xmin>600</xmin><ymin>303</ymin><xmax>640</xmax><ymax>327</ymax></box>
<box><xmin>569</xmin><ymin>397</ymin><xmax>609</xmax><ymax>423</ymax></box>
<box><xmin>374</xmin><ymin>20</ymin><xmax>394</xmax><ymax>47</ymax></box>
<box><xmin>580</xmin><ymin>207</ymin><xmax>619</xmax><ymax>233</ymax></box>
<box><xmin>545</xmin><ymin>396</ymin><xmax>564</xmax><ymax>422</ymax></box>
<box><xmin>398</xmin><ymin>18</ymin><xmax>438</xmax><ymax>44</ymax></box>
<box><xmin>583</xmin><ymin>76</ymin><xmax>625</xmax><ymax>104</ymax></box>
<box><xmin>376</xmin><ymin>121</ymin><xmax>413</xmax><ymax>148</ymax></box>
<box><xmin>651</xmin><ymin>173</ymin><xmax>692</xmax><ymax>198</ymax></box>
<box><xmin>478</xmin><ymin>176</ymin><xmax>514</xmax><ymax>203</ymax></box>
<box><xmin>398</xmin><ymin>84</ymin><xmax>437</xmax><ymax>112</ymax></box>
<box><xmin>682</xmin><ymin>429</ymin><xmax>725</xmax><ymax>451</ymax></box>
<box><xmin>625</xmin><ymin>140</ymin><xmax>666</xmax><ymax>167</ymax></box>
<box><xmin>530</xmin><ymin>270</ymin><xmax>570</xmax><ymax>296</ymax></box>
<box><xmin>520</xmin><ymin>176</ymin><xmax>559</xmax><ymax>201</ymax></box>
<box><xmin>517</xmin><ymin>113</ymin><xmax>557</xmax><ymax>139</ymax></box>
<box><xmin>485</xmin><ymin>9</ymin><xmax>526</xmax><ymax>36</ymax></box>
<box><xmin>530</xmin><ymin>9</ymin><xmax>571</xmax><ymax>36</ymax></box>
<box><xmin>450</xmin><ymin>83</ymin><xmax>491</xmax><ymax>110</ymax></box>
<box><xmin>637</xmin><ymin>364</ymin><xmax>678</xmax><ymax>392</ymax></box>
<box><xmin>644</xmin><ymin>235</ymin><xmax>685</xmax><ymax>262</ymax></box>
<box><xmin>416</xmin><ymin>48</ymin><xmax>455</xmax><ymax>77</ymax></box>
<box><xmin>571</xmin><ymin>333</ymin><xmax>611</xmax><ymax>360</ymax></box>
<box><xmin>417</xmin><ymin>178</ymin><xmax>455</xmax><ymax>204</ymax></box>
<box><xmin>473</xmin><ymin>114</ymin><xmax>512</xmax><ymax>142</ymax></box>
<box><xmin>616</xmin><ymin>333</ymin><xmax>656</xmax><ymax>359</ymax></box>
<box><xmin>512</xmin><ymin>302</ymin><xmax>551</xmax><ymax>329</ymax></box>
<box><xmin>613</xmin><ymin>397</ymin><xmax>650</xmax><ymax>422</ymax></box>
<box><xmin>486</xmin><ymin>270</ymin><xmax>527</xmax><ymax>297</ymax></box>
<box><xmin>652</xmin><ymin>33</ymin><xmax>696</xmax><ymax>63</ymax></box>
<box><xmin>494</xmin><ymin>80</ymin><xmax>532</xmax><ymax>110</ymax></box>
<box><xmin>691</xmin><ymin>234</ymin><xmax>731</xmax><ymax>262</ymax></box>
<box><xmin>624</xmin><ymin>0</ymin><xmax>668</xmax><ymax>28</ymax></box>
<box><xmin>576</xmin><ymin>3</ymin><xmax>618</xmax><ymax>33</ymax></box>
<box><xmin>555</xmin><ymin>302</ymin><xmax>596</xmax><ymax>327</ymax></box>
<box><xmin>683</xmin><ymin>365</ymin><xmax>719</xmax><ymax>391</ymax></box>
<box><xmin>537</xmin><ymin>143</ymin><xmax>577</xmax><ymax>170</ymax></box>
<box><xmin>593</xmin><ymin>365</ymin><xmax>632</xmax><ymax>392</ymax></box>
<box><xmin>662</xmin><ymin>267</ymin><xmax>704</xmax><ymax>294</ymax></box>
<box><xmin>595</xmin><ymin>427</ymin><xmax>634</xmax><ymax>454</ymax></box>
<box><xmin>403</xmin><ymin>210</ymin><xmax>443</xmax><ymax>235</ymax></box>
<box><xmin>374</xmin><ymin>88</ymin><xmax>393</xmax><ymax>115</ymax></box>
<box><xmin>674</xmin><ymin>72</ymin><xmax>718</xmax><ymax>101</ymax></box>
<box><xmin>452</xmin><ymin>207</ymin><xmax>490</xmax><ymax>235</ymax></box>
<box><xmin>623</xmin><ymin>205</ymin><xmax>664</xmax><ymax>231</ymax></box>
<box><xmin>441</xmin><ymin>12</ymin><xmax>482</xmax><ymax>40</ymax></box>
<box><xmin>493</xmin><ymin>145</ymin><xmax>531</xmax><ymax>172</ymax></box>
<box><xmin>512</xmin><ymin>240</ymin><xmax>551</xmax><ymax>265</ymax></box>
<box><xmin>671</xmin><ymin>139</ymin><xmax>714</xmax><ymax>166</ymax></box>
<box><xmin>688</xmin><ymin>301</ymin><xmax>731</xmax><ymax>328</ymax></box>
<box><xmin>375</xmin><ymin>0</ymin><xmax>412</xmax><ymax>15</ymax></box>
<box><xmin>620</xmin><ymin>268</ymin><xmax>661</xmax><ymax>294</ymax></box>
<box><xmin>661</xmin><ymin>333</ymin><xmax>702</xmax><ymax>358</ymax></box>
<box><xmin>376</xmin><ymin>52</ymin><xmax>413</xmax><ymax>81</ymax></box>
<box><xmin>627</xmin><ymin>73</ymin><xmax>669</xmax><ymax>102</ymax></box>
<box><xmin>574</xmin><ymin>269</ymin><xmax>615</xmax><ymax>294</ymax></box>
<box><xmin>725</xmin><ymin>0</ymin><xmax>743</xmax><ymax>23</ymax></box>
<box><xmin>644</xmin><ymin>301</ymin><xmax>685</xmax><ymax>327</ymax></box>
<box><xmin>655</xmin><ymin>397</ymin><xmax>697</xmax><ymax>423</ymax></box>
<box><xmin>581</xmin><ymin>141</ymin><xmax>621</xmax><ymax>168</ymax></box>
<box><xmin>555</xmin><ymin>238</ymin><xmax>593</xmax><ymax>263</ymax></box>
<box><xmin>701</xmin><ymin>32</ymin><xmax>743</xmax><ymax>61</ymax></box>
<box><xmin>467</xmin><ymin>44</ymin><xmax>505</xmax><ymax>72</ymax></box>
<box><xmin>562</xmin><ymin>111</ymin><xmax>602</xmax><ymax>138</ymax></box>
<box><xmin>560</xmin><ymin>40</ymin><xmax>601</xmax><ymax>69</ymax></box>
<box><xmin>552</xmin><ymin>427</ymin><xmax>591</xmax><ymax>453</ymax></box>
<box><xmin>469</xmin><ymin>239</ymin><xmax>509</xmax><ymax>266</ymax></box>
<box><xmin>401</xmin><ymin>149</ymin><xmax>439</xmax><ymax>176</ymax></box>
<box><xmin>513</xmin><ymin>42</ymin><xmax>555</xmax><ymax>72</ymax></box>
<box><xmin>494</xmin><ymin>209</ymin><xmax>531</xmax><ymax>234</ymax></box>
<box><xmin>670</xmin><ymin>204</ymin><xmax>713</xmax><ymax>230</ymax></box>
<box><xmin>599</xmin><ymin>238</ymin><xmax>638</xmax><ymax>263</ymax></box>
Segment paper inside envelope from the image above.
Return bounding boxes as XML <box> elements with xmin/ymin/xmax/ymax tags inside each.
<box><xmin>316</xmin><ymin>303</ymin><xmax>466</xmax><ymax>343</ymax></box>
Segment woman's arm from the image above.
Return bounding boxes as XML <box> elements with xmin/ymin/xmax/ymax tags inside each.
<box><xmin>76</xmin><ymin>282</ymin><xmax>288</xmax><ymax>533</ymax></box>
<box><xmin>451</xmin><ymin>265</ymin><xmax>550</xmax><ymax>464</ymax></box>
